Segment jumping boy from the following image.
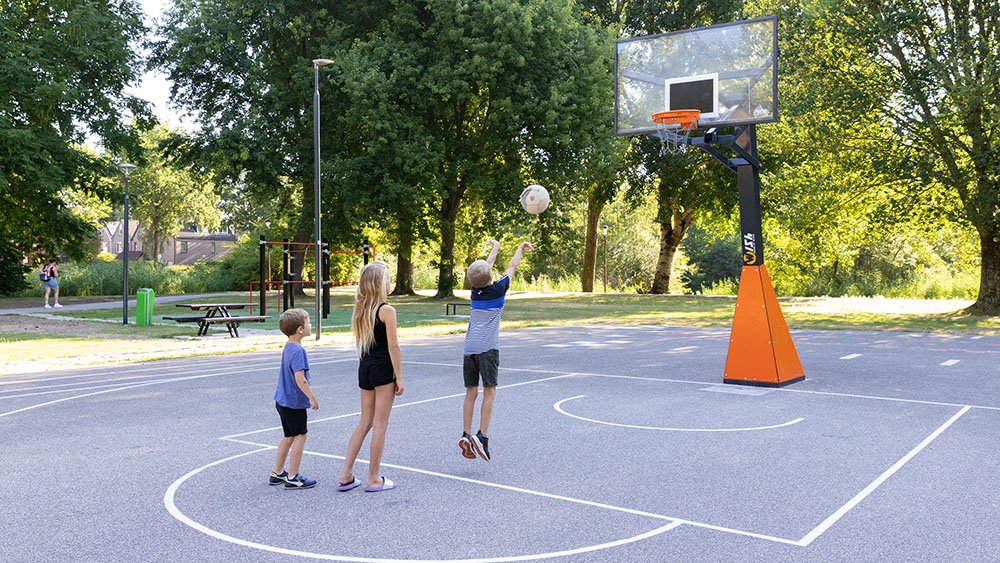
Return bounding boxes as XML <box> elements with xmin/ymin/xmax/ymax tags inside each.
<box><xmin>270</xmin><ymin>308</ymin><xmax>319</xmax><ymax>489</ymax></box>
<box><xmin>459</xmin><ymin>238</ymin><xmax>533</xmax><ymax>461</ymax></box>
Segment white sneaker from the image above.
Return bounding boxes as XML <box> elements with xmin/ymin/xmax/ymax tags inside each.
<box><xmin>53</xmin><ymin>303</ymin><xmax>62</xmax><ymax>308</ymax></box>
<box><xmin>44</xmin><ymin>304</ymin><xmax>51</xmax><ymax>309</ymax></box>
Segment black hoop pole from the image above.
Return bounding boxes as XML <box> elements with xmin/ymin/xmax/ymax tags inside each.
<box><xmin>363</xmin><ymin>238</ymin><xmax>370</xmax><ymax>265</ymax></box>
<box><xmin>283</xmin><ymin>239</ymin><xmax>290</xmax><ymax>311</ymax></box>
<box><xmin>322</xmin><ymin>239</ymin><xmax>330</xmax><ymax>318</ymax></box>
<box><xmin>259</xmin><ymin>235</ymin><xmax>266</xmax><ymax>316</ymax></box>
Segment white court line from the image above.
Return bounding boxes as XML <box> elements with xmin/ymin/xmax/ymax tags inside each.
<box><xmin>554</xmin><ymin>395</ymin><xmax>804</xmax><ymax>433</ymax></box>
<box><xmin>0</xmin><ymin>357</ymin><xmax>354</xmax><ymax>396</ymax></box>
<box><xmin>578</xmin><ymin>372</ymin><xmax>1000</xmax><ymax>412</ymax></box>
<box><xmin>222</xmin><ymin>438</ymin><xmax>798</xmax><ymax>547</ymax></box>
<box><xmin>1</xmin><ymin>378</ymin><xmax>180</xmax><ymax>399</ymax></box>
<box><xmin>166</xmin><ymin>444</ymin><xmax>685</xmax><ymax>562</ymax></box>
<box><xmin>970</xmin><ymin>336</ymin><xmax>984</xmax><ymax>340</ymax></box>
<box><xmin>670</xmin><ymin>346</ymin><xmax>698</xmax><ymax>351</ymax></box>
<box><xmin>0</xmin><ymin>372</ymin><xmax>228</xmax><ymax>418</ymax></box>
<box><xmin>839</xmin><ymin>354</ymin><xmax>862</xmax><ymax>360</ymax></box>
<box><xmin>0</xmin><ymin>356</ymin><xmax>228</xmax><ymax>385</ymax></box>
<box><xmin>940</xmin><ymin>359</ymin><xmax>960</xmax><ymax>366</ymax></box>
<box><xmin>797</xmin><ymin>406</ymin><xmax>971</xmax><ymax>546</ymax></box>
<box><xmin>218</xmin><ymin>371</ymin><xmax>577</xmax><ymax>440</ymax></box>
<box><xmin>0</xmin><ymin>358</ymin><xmax>359</xmax><ymax>418</ymax></box>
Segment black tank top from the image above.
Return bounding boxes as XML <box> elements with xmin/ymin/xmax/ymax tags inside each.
<box><xmin>360</xmin><ymin>303</ymin><xmax>390</xmax><ymax>363</ymax></box>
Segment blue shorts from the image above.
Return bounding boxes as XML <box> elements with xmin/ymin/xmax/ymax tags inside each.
<box><xmin>43</xmin><ymin>278</ymin><xmax>58</xmax><ymax>289</ymax></box>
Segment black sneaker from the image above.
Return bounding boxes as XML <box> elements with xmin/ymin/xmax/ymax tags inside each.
<box><xmin>471</xmin><ymin>431</ymin><xmax>490</xmax><ymax>461</ymax></box>
<box><xmin>284</xmin><ymin>473</ymin><xmax>317</xmax><ymax>489</ymax></box>
<box><xmin>268</xmin><ymin>470</ymin><xmax>288</xmax><ymax>485</ymax></box>
<box><xmin>459</xmin><ymin>433</ymin><xmax>477</xmax><ymax>459</ymax></box>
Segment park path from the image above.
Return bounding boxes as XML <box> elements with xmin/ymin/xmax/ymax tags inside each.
<box><xmin>0</xmin><ymin>293</ymin><xmax>234</xmax><ymax>316</ymax></box>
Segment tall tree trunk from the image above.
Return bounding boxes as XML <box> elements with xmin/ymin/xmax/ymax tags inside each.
<box><xmin>392</xmin><ymin>218</ymin><xmax>416</xmax><ymax>296</ymax></box>
<box><xmin>970</xmin><ymin>226</ymin><xmax>1000</xmax><ymax>314</ymax></box>
<box><xmin>581</xmin><ymin>194</ymin><xmax>605</xmax><ymax>292</ymax></box>
<box><xmin>435</xmin><ymin>188</ymin><xmax>462</xmax><ymax>299</ymax></box>
<box><xmin>650</xmin><ymin>206</ymin><xmax>694</xmax><ymax>294</ymax></box>
<box><xmin>151</xmin><ymin>226</ymin><xmax>160</xmax><ymax>265</ymax></box>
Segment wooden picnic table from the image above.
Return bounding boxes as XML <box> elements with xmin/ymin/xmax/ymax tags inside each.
<box><xmin>174</xmin><ymin>303</ymin><xmax>251</xmax><ymax>317</ymax></box>
<box><xmin>163</xmin><ymin>303</ymin><xmax>269</xmax><ymax>337</ymax></box>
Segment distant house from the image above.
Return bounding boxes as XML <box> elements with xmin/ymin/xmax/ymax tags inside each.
<box><xmin>99</xmin><ymin>222</ymin><xmax>237</xmax><ymax>266</ymax></box>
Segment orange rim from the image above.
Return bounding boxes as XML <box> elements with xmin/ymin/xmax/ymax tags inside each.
<box><xmin>652</xmin><ymin>110</ymin><xmax>701</xmax><ymax>130</ymax></box>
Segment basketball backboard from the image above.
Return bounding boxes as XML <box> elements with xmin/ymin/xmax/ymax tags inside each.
<box><xmin>615</xmin><ymin>16</ymin><xmax>778</xmax><ymax>136</ymax></box>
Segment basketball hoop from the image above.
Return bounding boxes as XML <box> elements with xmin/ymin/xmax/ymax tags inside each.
<box><xmin>652</xmin><ymin>110</ymin><xmax>701</xmax><ymax>155</ymax></box>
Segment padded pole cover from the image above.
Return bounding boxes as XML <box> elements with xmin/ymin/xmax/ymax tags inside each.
<box><xmin>724</xmin><ymin>265</ymin><xmax>804</xmax><ymax>387</ymax></box>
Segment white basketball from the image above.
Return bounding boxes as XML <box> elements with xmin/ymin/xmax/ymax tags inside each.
<box><xmin>519</xmin><ymin>184</ymin><xmax>550</xmax><ymax>214</ymax></box>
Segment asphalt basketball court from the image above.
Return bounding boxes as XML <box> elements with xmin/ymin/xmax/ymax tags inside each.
<box><xmin>2</xmin><ymin>323</ymin><xmax>998</xmax><ymax>562</ymax></box>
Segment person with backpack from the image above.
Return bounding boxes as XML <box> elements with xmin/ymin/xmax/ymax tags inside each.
<box><xmin>41</xmin><ymin>259</ymin><xmax>61</xmax><ymax>309</ymax></box>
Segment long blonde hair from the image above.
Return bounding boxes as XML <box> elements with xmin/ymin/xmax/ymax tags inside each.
<box><xmin>352</xmin><ymin>261</ymin><xmax>390</xmax><ymax>357</ymax></box>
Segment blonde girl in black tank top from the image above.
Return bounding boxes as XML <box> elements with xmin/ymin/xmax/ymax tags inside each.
<box><xmin>338</xmin><ymin>261</ymin><xmax>404</xmax><ymax>492</ymax></box>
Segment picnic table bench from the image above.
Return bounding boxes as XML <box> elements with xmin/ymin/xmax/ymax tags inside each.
<box><xmin>445</xmin><ymin>302</ymin><xmax>469</xmax><ymax>315</ymax></box>
<box><xmin>163</xmin><ymin>303</ymin><xmax>270</xmax><ymax>337</ymax></box>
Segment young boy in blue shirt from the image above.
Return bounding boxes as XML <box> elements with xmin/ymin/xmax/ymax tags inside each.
<box><xmin>270</xmin><ymin>308</ymin><xmax>319</xmax><ymax>488</ymax></box>
<box><xmin>459</xmin><ymin>238</ymin><xmax>533</xmax><ymax>461</ymax></box>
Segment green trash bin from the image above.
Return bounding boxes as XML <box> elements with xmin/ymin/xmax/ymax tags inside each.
<box><xmin>136</xmin><ymin>288</ymin><xmax>155</xmax><ymax>325</ymax></box>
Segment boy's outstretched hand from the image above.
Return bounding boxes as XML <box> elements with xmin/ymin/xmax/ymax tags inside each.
<box><xmin>520</xmin><ymin>242</ymin><xmax>535</xmax><ymax>251</ymax></box>
<box><xmin>485</xmin><ymin>237</ymin><xmax>500</xmax><ymax>249</ymax></box>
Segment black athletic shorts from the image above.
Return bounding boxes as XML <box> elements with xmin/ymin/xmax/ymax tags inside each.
<box><xmin>275</xmin><ymin>402</ymin><xmax>308</xmax><ymax>437</ymax></box>
<box><xmin>358</xmin><ymin>359</ymin><xmax>396</xmax><ymax>390</ymax></box>
<box><xmin>463</xmin><ymin>349</ymin><xmax>499</xmax><ymax>388</ymax></box>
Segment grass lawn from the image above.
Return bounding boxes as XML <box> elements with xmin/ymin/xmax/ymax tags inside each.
<box><xmin>2</xmin><ymin>290</ymin><xmax>997</xmax><ymax>374</ymax></box>
<box><xmin>43</xmin><ymin>289</ymin><xmax>1000</xmax><ymax>337</ymax></box>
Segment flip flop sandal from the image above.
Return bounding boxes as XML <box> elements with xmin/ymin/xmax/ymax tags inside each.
<box><xmin>337</xmin><ymin>477</ymin><xmax>362</xmax><ymax>492</ymax></box>
<box><xmin>364</xmin><ymin>477</ymin><xmax>396</xmax><ymax>492</ymax></box>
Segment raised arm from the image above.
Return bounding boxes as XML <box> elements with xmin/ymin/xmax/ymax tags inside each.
<box><xmin>505</xmin><ymin>242</ymin><xmax>534</xmax><ymax>279</ymax></box>
<box><xmin>484</xmin><ymin>238</ymin><xmax>501</xmax><ymax>269</ymax></box>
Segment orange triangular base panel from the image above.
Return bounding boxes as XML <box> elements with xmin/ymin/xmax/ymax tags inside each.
<box><xmin>723</xmin><ymin>265</ymin><xmax>804</xmax><ymax>387</ymax></box>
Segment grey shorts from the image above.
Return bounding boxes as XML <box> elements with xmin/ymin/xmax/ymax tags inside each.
<box><xmin>43</xmin><ymin>278</ymin><xmax>58</xmax><ymax>289</ymax></box>
<box><xmin>463</xmin><ymin>349</ymin><xmax>499</xmax><ymax>388</ymax></box>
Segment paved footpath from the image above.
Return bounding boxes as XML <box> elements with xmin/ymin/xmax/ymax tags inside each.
<box><xmin>0</xmin><ymin>292</ymin><xmax>234</xmax><ymax>316</ymax></box>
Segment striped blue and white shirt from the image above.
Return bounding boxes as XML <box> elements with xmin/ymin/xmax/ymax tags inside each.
<box><xmin>464</xmin><ymin>275</ymin><xmax>510</xmax><ymax>355</ymax></box>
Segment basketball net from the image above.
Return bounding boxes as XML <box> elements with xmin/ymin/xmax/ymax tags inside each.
<box><xmin>652</xmin><ymin>110</ymin><xmax>700</xmax><ymax>156</ymax></box>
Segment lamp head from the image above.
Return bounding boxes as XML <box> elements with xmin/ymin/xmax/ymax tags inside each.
<box><xmin>264</xmin><ymin>219</ymin><xmax>271</xmax><ymax>229</ymax></box>
<box><xmin>118</xmin><ymin>163</ymin><xmax>137</xmax><ymax>178</ymax></box>
<box><xmin>602</xmin><ymin>225</ymin><xmax>609</xmax><ymax>236</ymax></box>
<box><xmin>312</xmin><ymin>59</ymin><xmax>334</xmax><ymax>66</ymax></box>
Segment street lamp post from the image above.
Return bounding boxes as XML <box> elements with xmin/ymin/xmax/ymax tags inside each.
<box><xmin>119</xmin><ymin>163</ymin><xmax>137</xmax><ymax>325</ymax></box>
<box><xmin>264</xmin><ymin>219</ymin><xmax>271</xmax><ymax>292</ymax></box>
<box><xmin>602</xmin><ymin>225</ymin><xmax>609</xmax><ymax>293</ymax></box>
<box><xmin>313</xmin><ymin>58</ymin><xmax>333</xmax><ymax>340</ymax></box>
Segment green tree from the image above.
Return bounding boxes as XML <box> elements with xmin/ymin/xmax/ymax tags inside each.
<box><xmin>843</xmin><ymin>0</ymin><xmax>1000</xmax><ymax>312</ymax></box>
<box><xmin>598</xmin><ymin>0</ymin><xmax>744</xmax><ymax>294</ymax></box>
<box><xmin>0</xmin><ymin>0</ymin><xmax>149</xmax><ymax>293</ymax></box>
<box><xmin>336</xmin><ymin>0</ymin><xmax>613</xmax><ymax>298</ymax></box>
<box><xmin>153</xmin><ymin>0</ymin><xmax>382</xmax><ymax>292</ymax></box>
<box><xmin>127</xmin><ymin>125</ymin><xmax>221</xmax><ymax>262</ymax></box>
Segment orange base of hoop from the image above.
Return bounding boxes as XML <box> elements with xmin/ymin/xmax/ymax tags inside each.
<box><xmin>652</xmin><ymin>109</ymin><xmax>701</xmax><ymax>130</ymax></box>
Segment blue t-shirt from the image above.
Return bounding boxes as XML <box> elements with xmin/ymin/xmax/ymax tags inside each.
<box><xmin>464</xmin><ymin>275</ymin><xmax>510</xmax><ymax>355</ymax></box>
<box><xmin>274</xmin><ymin>342</ymin><xmax>311</xmax><ymax>409</ymax></box>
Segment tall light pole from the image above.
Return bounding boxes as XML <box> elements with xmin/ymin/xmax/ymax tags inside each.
<box><xmin>119</xmin><ymin>163</ymin><xmax>137</xmax><ymax>325</ymax></box>
<box><xmin>313</xmin><ymin>58</ymin><xmax>333</xmax><ymax>340</ymax></box>
<box><xmin>602</xmin><ymin>225</ymin><xmax>609</xmax><ymax>293</ymax></box>
<box><xmin>264</xmin><ymin>219</ymin><xmax>271</xmax><ymax>292</ymax></box>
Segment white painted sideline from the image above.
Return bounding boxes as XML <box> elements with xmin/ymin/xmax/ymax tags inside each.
<box><xmin>796</xmin><ymin>406</ymin><xmax>971</xmax><ymax>546</ymax></box>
